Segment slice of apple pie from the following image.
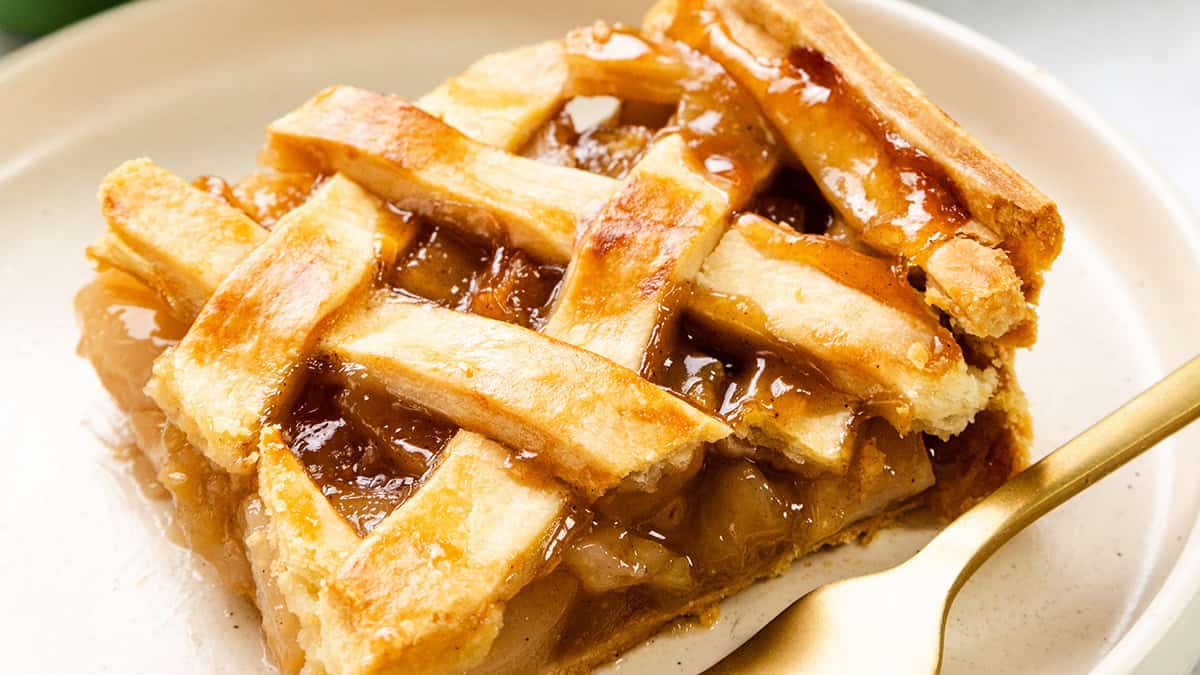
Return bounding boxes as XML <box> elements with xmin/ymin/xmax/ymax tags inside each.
<box><xmin>76</xmin><ymin>0</ymin><xmax>1062</xmax><ymax>672</ymax></box>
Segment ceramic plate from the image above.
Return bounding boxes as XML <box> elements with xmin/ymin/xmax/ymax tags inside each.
<box><xmin>1</xmin><ymin>0</ymin><xmax>1197</xmax><ymax>673</ymax></box>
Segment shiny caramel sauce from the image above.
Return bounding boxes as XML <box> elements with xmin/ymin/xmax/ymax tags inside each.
<box><xmin>549</xmin><ymin>419</ymin><xmax>930</xmax><ymax>661</ymax></box>
<box><xmin>231</xmin><ymin>170</ymin><xmax>322</xmax><ymax>227</ymax></box>
<box><xmin>76</xmin><ymin>270</ymin><xmax>187</xmax><ymax>412</ymax></box>
<box><xmin>468</xmin><ymin>247</ymin><xmax>564</xmax><ymax>329</ymax></box>
<box><xmin>276</xmin><ymin>218</ymin><xmax>564</xmax><ymax>535</ymax></box>
<box><xmin>653</xmin><ymin>319</ymin><xmax>848</xmax><ymax>431</ymax></box>
<box><xmin>521</xmin><ymin>108</ymin><xmax>656</xmax><ymax>180</ymax></box>
<box><xmin>387</xmin><ymin>220</ymin><xmax>492</xmax><ymax>308</ymax></box>
<box><xmin>565</xmin><ymin>23</ymin><xmax>778</xmax><ymax>202</ymax></box>
<box><xmin>282</xmin><ymin>371</ymin><xmax>456</xmax><ymax>536</ymax></box>
<box><xmin>748</xmin><ymin>166</ymin><xmax>834</xmax><ymax>234</ymax></box>
<box><xmin>75</xmin><ymin>271</ymin><xmax>255</xmax><ymax>594</ymax></box>
<box><xmin>666</xmin><ymin>46</ymin><xmax>778</xmax><ymax>202</ymax></box>
<box><xmin>666</xmin><ymin>0</ymin><xmax>970</xmax><ymax>265</ymax></box>
<box><xmin>387</xmin><ymin>215</ymin><xmax>564</xmax><ymax>329</ymax></box>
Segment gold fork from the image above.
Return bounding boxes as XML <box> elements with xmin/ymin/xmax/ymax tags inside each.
<box><xmin>709</xmin><ymin>355</ymin><xmax>1200</xmax><ymax>674</ymax></box>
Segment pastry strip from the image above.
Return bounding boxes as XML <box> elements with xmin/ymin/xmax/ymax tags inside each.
<box><xmin>326</xmin><ymin>298</ymin><xmax>729</xmax><ymax>498</ymax></box>
<box><xmin>146</xmin><ymin>174</ymin><xmax>396</xmax><ymax>473</ymax></box>
<box><xmin>262</xmin><ymin>86</ymin><xmax>994</xmax><ymax>438</ymax></box>
<box><xmin>650</xmin><ymin>0</ymin><xmax>1063</xmax><ymax>341</ymax></box>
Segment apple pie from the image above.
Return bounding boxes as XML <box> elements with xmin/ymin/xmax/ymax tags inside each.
<box><xmin>75</xmin><ymin>0</ymin><xmax>1063</xmax><ymax>672</ymax></box>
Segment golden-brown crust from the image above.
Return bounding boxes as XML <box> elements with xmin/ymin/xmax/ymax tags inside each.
<box><xmin>327</xmin><ymin>298</ymin><xmax>730</xmax><ymax>497</ymax></box>
<box><xmin>647</xmin><ymin>0</ymin><xmax>1063</xmax><ymax>301</ymax></box>
<box><xmin>261</xmin><ymin>87</ymin><xmax>1000</xmax><ymax>440</ymax></box>
<box><xmin>264</xmin><ymin>85</ymin><xmax>613</xmax><ymax>263</ymax></box>
<box><xmin>96</xmin><ymin>158</ymin><xmax>266</xmax><ymax>320</ymax></box>
<box><xmin>146</xmin><ymin>175</ymin><xmax>387</xmax><ymax>474</ymax></box>
<box><xmin>255</xmin><ymin>426</ymin><xmax>360</xmax><ymax>675</ymax></box>
<box><xmin>697</xmin><ymin>214</ymin><xmax>999</xmax><ymax>438</ymax></box>
<box><xmin>541</xmin><ymin>134</ymin><xmax>731</xmax><ymax>372</ymax></box>
<box><xmin>417</xmin><ymin>41</ymin><xmax>570</xmax><ymax>153</ymax></box>
<box><xmin>321</xmin><ymin>432</ymin><xmax>569</xmax><ymax>675</ymax></box>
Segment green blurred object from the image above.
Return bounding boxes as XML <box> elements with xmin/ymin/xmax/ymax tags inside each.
<box><xmin>0</xmin><ymin>0</ymin><xmax>129</xmax><ymax>35</ymax></box>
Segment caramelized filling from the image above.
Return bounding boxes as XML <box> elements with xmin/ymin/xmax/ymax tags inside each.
<box><xmin>748</xmin><ymin>166</ymin><xmax>834</xmax><ymax>234</ymax></box>
<box><xmin>654</xmin><ymin>319</ymin><xmax>848</xmax><ymax>433</ymax></box>
<box><xmin>274</xmin><ymin>213</ymin><xmax>563</xmax><ymax>534</ymax></box>
<box><xmin>231</xmin><ymin>171</ymin><xmax>323</xmax><ymax>227</ymax></box>
<box><xmin>388</xmin><ymin>221</ymin><xmax>492</xmax><ymax>308</ymax></box>
<box><xmin>282</xmin><ymin>371</ymin><xmax>457</xmax><ymax>536</ymax></box>
<box><xmin>549</xmin><ymin>418</ymin><xmax>932</xmax><ymax>661</ymax></box>
<box><xmin>564</xmin><ymin>23</ymin><xmax>777</xmax><ymax>200</ymax></box>
<box><xmin>77</xmin><ymin>263</ymin><xmax>936</xmax><ymax>662</ymax></box>
<box><xmin>467</xmin><ymin>247</ymin><xmax>563</xmax><ymax>330</ymax></box>
<box><xmin>75</xmin><ymin>271</ymin><xmax>255</xmax><ymax>594</ymax></box>
<box><xmin>521</xmin><ymin>107</ymin><xmax>657</xmax><ymax>181</ymax></box>
<box><xmin>75</xmin><ymin>270</ymin><xmax>188</xmax><ymax>412</ymax></box>
<box><xmin>387</xmin><ymin>216</ymin><xmax>564</xmax><ymax>329</ymax></box>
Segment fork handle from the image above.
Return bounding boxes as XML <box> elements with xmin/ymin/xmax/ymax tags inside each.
<box><xmin>918</xmin><ymin>355</ymin><xmax>1200</xmax><ymax>594</ymax></box>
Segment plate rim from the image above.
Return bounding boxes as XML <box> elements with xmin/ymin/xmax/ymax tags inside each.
<box><xmin>2</xmin><ymin>0</ymin><xmax>1197</xmax><ymax>671</ymax></box>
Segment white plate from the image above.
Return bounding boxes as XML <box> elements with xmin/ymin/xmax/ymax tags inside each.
<box><xmin>1</xmin><ymin>0</ymin><xmax>1197</xmax><ymax>673</ymax></box>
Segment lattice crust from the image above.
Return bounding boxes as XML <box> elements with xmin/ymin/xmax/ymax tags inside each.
<box><xmin>146</xmin><ymin>174</ymin><xmax>405</xmax><ymax>474</ymax></box>
<box><xmin>262</xmin><ymin>89</ymin><xmax>998</xmax><ymax>441</ymax></box>
<box><xmin>647</xmin><ymin>0</ymin><xmax>1063</xmax><ymax>343</ymax></box>
<box><xmin>264</xmin><ymin>85</ymin><xmax>612</xmax><ymax>264</ymax></box>
<box><xmin>80</xmin><ymin>0</ymin><xmax>1064</xmax><ymax>673</ymax></box>
<box><xmin>538</xmin><ymin>134</ymin><xmax>734</xmax><ymax>372</ymax></box>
